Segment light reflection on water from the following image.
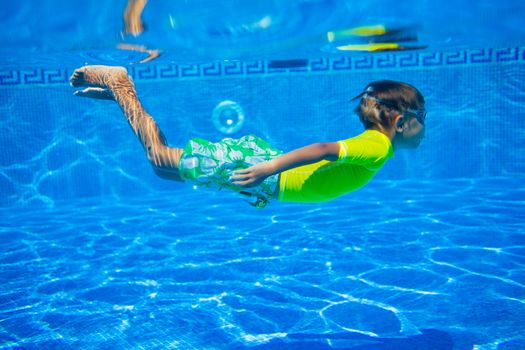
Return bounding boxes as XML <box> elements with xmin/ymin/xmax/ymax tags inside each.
<box><xmin>1</xmin><ymin>177</ymin><xmax>524</xmax><ymax>349</ymax></box>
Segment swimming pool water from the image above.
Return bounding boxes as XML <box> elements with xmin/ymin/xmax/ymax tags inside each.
<box><xmin>1</xmin><ymin>178</ymin><xmax>524</xmax><ymax>349</ymax></box>
<box><xmin>2</xmin><ymin>0</ymin><xmax>525</xmax><ymax>66</ymax></box>
<box><xmin>2</xmin><ymin>0</ymin><xmax>525</xmax><ymax>349</ymax></box>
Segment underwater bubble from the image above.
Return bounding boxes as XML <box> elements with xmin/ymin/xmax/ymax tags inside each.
<box><xmin>212</xmin><ymin>100</ymin><xmax>245</xmax><ymax>134</ymax></box>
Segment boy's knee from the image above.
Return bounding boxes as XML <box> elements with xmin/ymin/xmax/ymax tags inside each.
<box><xmin>147</xmin><ymin>146</ymin><xmax>182</xmax><ymax>168</ymax></box>
<box><xmin>146</xmin><ymin>146</ymin><xmax>162</xmax><ymax>166</ymax></box>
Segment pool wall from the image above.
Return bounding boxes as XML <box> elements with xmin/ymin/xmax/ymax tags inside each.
<box><xmin>1</xmin><ymin>46</ymin><xmax>524</xmax><ymax>206</ymax></box>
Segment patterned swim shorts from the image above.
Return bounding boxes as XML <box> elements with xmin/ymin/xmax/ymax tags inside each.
<box><xmin>178</xmin><ymin>135</ymin><xmax>283</xmax><ymax>208</ymax></box>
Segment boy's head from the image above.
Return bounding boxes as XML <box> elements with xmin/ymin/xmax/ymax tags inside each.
<box><xmin>353</xmin><ymin>80</ymin><xmax>426</xmax><ymax>149</ymax></box>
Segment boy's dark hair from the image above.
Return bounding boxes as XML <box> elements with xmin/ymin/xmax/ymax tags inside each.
<box><xmin>353</xmin><ymin>80</ymin><xmax>425</xmax><ymax>131</ymax></box>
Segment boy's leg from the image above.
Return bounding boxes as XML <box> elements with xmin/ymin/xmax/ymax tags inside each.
<box><xmin>124</xmin><ymin>0</ymin><xmax>148</xmax><ymax>36</ymax></box>
<box><xmin>70</xmin><ymin>65</ymin><xmax>184</xmax><ymax>182</ymax></box>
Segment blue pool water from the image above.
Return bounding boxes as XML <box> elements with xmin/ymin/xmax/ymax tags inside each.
<box><xmin>1</xmin><ymin>1</ymin><xmax>525</xmax><ymax>349</ymax></box>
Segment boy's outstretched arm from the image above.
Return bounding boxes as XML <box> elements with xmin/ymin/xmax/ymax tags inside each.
<box><xmin>230</xmin><ymin>142</ymin><xmax>340</xmax><ymax>187</ymax></box>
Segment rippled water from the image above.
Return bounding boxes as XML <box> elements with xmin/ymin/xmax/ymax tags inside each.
<box><xmin>1</xmin><ymin>177</ymin><xmax>524</xmax><ymax>349</ymax></box>
<box><xmin>2</xmin><ymin>0</ymin><xmax>525</xmax><ymax>67</ymax></box>
<box><xmin>2</xmin><ymin>0</ymin><xmax>525</xmax><ymax>348</ymax></box>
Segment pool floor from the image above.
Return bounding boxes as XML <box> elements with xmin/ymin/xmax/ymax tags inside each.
<box><xmin>1</xmin><ymin>176</ymin><xmax>524</xmax><ymax>349</ymax></box>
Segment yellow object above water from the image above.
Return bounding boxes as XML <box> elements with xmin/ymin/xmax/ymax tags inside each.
<box><xmin>335</xmin><ymin>43</ymin><xmax>401</xmax><ymax>52</ymax></box>
<box><xmin>325</xmin><ymin>24</ymin><xmax>426</xmax><ymax>52</ymax></box>
<box><xmin>327</xmin><ymin>25</ymin><xmax>387</xmax><ymax>42</ymax></box>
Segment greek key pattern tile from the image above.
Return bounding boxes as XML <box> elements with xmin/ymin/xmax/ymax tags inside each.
<box><xmin>1</xmin><ymin>47</ymin><xmax>523</xmax><ymax>86</ymax></box>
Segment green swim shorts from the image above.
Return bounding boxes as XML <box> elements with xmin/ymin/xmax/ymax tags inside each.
<box><xmin>178</xmin><ymin>134</ymin><xmax>283</xmax><ymax>208</ymax></box>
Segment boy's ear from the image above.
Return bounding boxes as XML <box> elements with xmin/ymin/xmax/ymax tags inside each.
<box><xmin>395</xmin><ymin>115</ymin><xmax>404</xmax><ymax>132</ymax></box>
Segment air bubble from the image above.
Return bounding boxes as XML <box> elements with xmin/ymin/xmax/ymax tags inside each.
<box><xmin>212</xmin><ymin>100</ymin><xmax>245</xmax><ymax>134</ymax></box>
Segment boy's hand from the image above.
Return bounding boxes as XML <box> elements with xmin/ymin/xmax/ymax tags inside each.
<box><xmin>230</xmin><ymin>161</ymin><xmax>274</xmax><ymax>188</ymax></box>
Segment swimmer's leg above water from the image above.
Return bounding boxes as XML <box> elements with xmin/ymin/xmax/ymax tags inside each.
<box><xmin>70</xmin><ymin>65</ymin><xmax>184</xmax><ymax>181</ymax></box>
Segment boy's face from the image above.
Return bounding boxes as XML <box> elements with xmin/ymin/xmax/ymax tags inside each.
<box><xmin>395</xmin><ymin>116</ymin><xmax>425</xmax><ymax>149</ymax></box>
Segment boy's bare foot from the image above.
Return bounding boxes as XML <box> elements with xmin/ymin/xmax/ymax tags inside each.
<box><xmin>69</xmin><ymin>65</ymin><xmax>129</xmax><ymax>89</ymax></box>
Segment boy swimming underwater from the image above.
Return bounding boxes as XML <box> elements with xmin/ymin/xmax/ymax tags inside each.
<box><xmin>70</xmin><ymin>65</ymin><xmax>425</xmax><ymax>208</ymax></box>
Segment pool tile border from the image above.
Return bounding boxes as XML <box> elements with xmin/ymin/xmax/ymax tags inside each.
<box><xmin>1</xmin><ymin>47</ymin><xmax>523</xmax><ymax>86</ymax></box>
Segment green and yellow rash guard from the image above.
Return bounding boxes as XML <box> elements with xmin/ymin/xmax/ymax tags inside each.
<box><xmin>278</xmin><ymin>129</ymin><xmax>394</xmax><ymax>203</ymax></box>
